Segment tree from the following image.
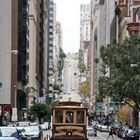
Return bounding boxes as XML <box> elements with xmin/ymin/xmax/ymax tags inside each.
<box><xmin>28</xmin><ymin>103</ymin><xmax>51</xmax><ymax>124</ymax></box>
<box><xmin>117</xmin><ymin>105</ymin><xmax>131</xmax><ymax>124</ymax></box>
<box><xmin>79</xmin><ymin>81</ymin><xmax>90</xmax><ymax>100</ymax></box>
<box><xmin>58</xmin><ymin>48</ymin><xmax>66</xmax><ymax>77</ymax></box>
<box><xmin>78</xmin><ymin>49</ymin><xmax>86</xmax><ymax>73</ymax></box>
<box><xmin>98</xmin><ymin>36</ymin><xmax>140</xmax><ymax>127</ymax></box>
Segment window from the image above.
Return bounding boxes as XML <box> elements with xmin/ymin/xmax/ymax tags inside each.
<box><xmin>66</xmin><ymin>111</ymin><xmax>74</xmax><ymax>123</ymax></box>
<box><xmin>55</xmin><ymin>111</ymin><xmax>63</xmax><ymax>123</ymax></box>
<box><xmin>77</xmin><ymin>111</ymin><xmax>84</xmax><ymax>123</ymax></box>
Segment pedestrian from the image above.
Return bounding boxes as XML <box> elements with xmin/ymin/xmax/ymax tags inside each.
<box><xmin>106</xmin><ymin>124</ymin><xmax>114</xmax><ymax>140</ymax></box>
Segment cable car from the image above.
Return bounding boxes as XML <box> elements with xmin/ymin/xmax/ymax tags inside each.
<box><xmin>50</xmin><ymin>100</ymin><xmax>88</xmax><ymax>140</ymax></box>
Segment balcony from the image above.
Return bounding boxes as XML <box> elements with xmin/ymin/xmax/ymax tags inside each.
<box><xmin>127</xmin><ymin>22</ymin><xmax>140</xmax><ymax>35</ymax></box>
<box><xmin>49</xmin><ymin>34</ymin><xmax>53</xmax><ymax>38</ymax></box>
<box><xmin>49</xmin><ymin>29</ymin><xmax>53</xmax><ymax>32</ymax></box>
<box><xmin>49</xmin><ymin>86</ymin><xmax>53</xmax><ymax>91</ymax></box>
<box><xmin>133</xmin><ymin>0</ymin><xmax>140</xmax><ymax>5</ymax></box>
<box><xmin>49</xmin><ymin>40</ymin><xmax>53</xmax><ymax>44</ymax></box>
<box><xmin>49</xmin><ymin>22</ymin><xmax>53</xmax><ymax>27</ymax></box>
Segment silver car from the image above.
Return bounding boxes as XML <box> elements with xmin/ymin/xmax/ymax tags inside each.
<box><xmin>0</xmin><ymin>126</ymin><xmax>21</xmax><ymax>140</ymax></box>
<box><xmin>20</xmin><ymin>126</ymin><xmax>42</xmax><ymax>140</ymax></box>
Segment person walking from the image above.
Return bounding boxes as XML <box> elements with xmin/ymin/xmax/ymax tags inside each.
<box><xmin>106</xmin><ymin>124</ymin><xmax>114</xmax><ymax>140</ymax></box>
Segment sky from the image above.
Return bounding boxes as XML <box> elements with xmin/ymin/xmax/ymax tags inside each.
<box><xmin>54</xmin><ymin>0</ymin><xmax>90</xmax><ymax>54</ymax></box>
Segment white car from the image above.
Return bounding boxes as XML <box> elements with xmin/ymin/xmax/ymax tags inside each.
<box><xmin>40</xmin><ymin>122</ymin><xmax>49</xmax><ymax>130</ymax></box>
<box><xmin>87</xmin><ymin>126</ymin><xmax>97</xmax><ymax>137</ymax></box>
<box><xmin>20</xmin><ymin>126</ymin><xmax>43</xmax><ymax>140</ymax></box>
<box><xmin>99</xmin><ymin>124</ymin><xmax>108</xmax><ymax>132</ymax></box>
<box><xmin>0</xmin><ymin>126</ymin><xmax>21</xmax><ymax>140</ymax></box>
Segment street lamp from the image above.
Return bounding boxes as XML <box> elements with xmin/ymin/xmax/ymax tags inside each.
<box><xmin>0</xmin><ymin>49</ymin><xmax>18</xmax><ymax>55</ymax></box>
<box><xmin>0</xmin><ymin>49</ymin><xmax>18</xmax><ymax>93</ymax></box>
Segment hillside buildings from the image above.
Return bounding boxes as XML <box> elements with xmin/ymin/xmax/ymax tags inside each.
<box><xmin>62</xmin><ymin>53</ymin><xmax>80</xmax><ymax>101</ymax></box>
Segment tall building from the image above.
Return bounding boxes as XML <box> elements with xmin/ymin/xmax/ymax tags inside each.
<box><xmin>47</xmin><ymin>0</ymin><xmax>54</xmax><ymax>103</ymax></box>
<box><xmin>98</xmin><ymin>0</ymin><xmax>116</xmax><ymax>115</ymax></box>
<box><xmin>0</xmin><ymin>0</ymin><xmax>48</xmax><ymax>122</ymax></box>
<box><xmin>17</xmin><ymin>0</ymin><xmax>46</xmax><ymax>117</ymax></box>
<box><xmin>80</xmin><ymin>4</ymin><xmax>91</xmax><ymax>50</ymax></box>
<box><xmin>90</xmin><ymin>1</ymin><xmax>99</xmax><ymax>112</ymax></box>
<box><xmin>43</xmin><ymin>0</ymin><xmax>49</xmax><ymax>103</ymax></box>
<box><xmin>90</xmin><ymin>0</ymin><xmax>116</xmax><ymax>114</ymax></box>
<box><xmin>0</xmin><ymin>0</ymin><xmax>18</xmax><ymax>122</ymax></box>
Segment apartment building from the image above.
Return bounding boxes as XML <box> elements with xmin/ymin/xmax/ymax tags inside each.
<box><xmin>114</xmin><ymin>0</ymin><xmax>140</xmax><ymax>42</ymax></box>
<box><xmin>47</xmin><ymin>0</ymin><xmax>54</xmax><ymax>103</ymax></box>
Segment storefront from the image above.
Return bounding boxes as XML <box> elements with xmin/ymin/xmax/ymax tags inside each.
<box><xmin>0</xmin><ymin>105</ymin><xmax>11</xmax><ymax>125</ymax></box>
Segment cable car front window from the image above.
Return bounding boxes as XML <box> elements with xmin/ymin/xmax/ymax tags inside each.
<box><xmin>66</xmin><ymin>111</ymin><xmax>73</xmax><ymax>123</ymax></box>
<box><xmin>77</xmin><ymin>111</ymin><xmax>84</xmax><ymax>123</ymax></box>
<box><xmin>55</xmin><ymin>111</ymin><xmax>63</xmax><ymax>123</ymax></box>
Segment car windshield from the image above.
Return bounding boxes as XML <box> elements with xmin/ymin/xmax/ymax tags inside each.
<box><xmin>0</xmin><ymin>128</ymin><xmax>17</xmax><ymax>137</ymax></box>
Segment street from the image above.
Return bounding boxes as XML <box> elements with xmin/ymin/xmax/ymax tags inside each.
<box><xmin>88</xmin><ymin>131</ymin><xmax>122</xmax><ymax>140</ymax></box>
<box><xmin>43</xmin><ymin>129</ymin><xmax>123</xmax><ymax>140</ymax></box>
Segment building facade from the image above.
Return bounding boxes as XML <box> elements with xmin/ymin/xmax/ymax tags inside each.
<box><xmin>47</xmin><ymin>0</ymin><xmax>54</xmax><ymax>103</ymax></box>
<box><xmin>80</xmin><ymin>4</ymin><xmax>91</xmax><ymax>50</ymax></box>
<box><xmin>115</xmin><ymin>0</ymin><xmax>140</xmax><ymax>42</ymax></box>
<box><xmin>0</xmin><ymin>0</ymin><xmax>18</xmax><ymax>122</ymax></box>
<box><xmin>0</xmin><ymin>0</ymin><xmax>48</xmax><ymax>122</ymax></box>
<box><xmin>90</xmin><ymin>0</ymin><xmax>116</xmax><ymax>114</ymax></box>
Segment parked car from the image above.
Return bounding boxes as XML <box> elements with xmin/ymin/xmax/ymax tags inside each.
<box><xmin>118</xmin><ymin>126</ymin><xmax>129</xmax><ymax>139</ymax></box>
<box><xmin>125</xmin><ymin>130</ymin><xmax>139</xmax><ymax>140</ymax></box>
<box><xmin>87</xmin><ymin>126</ymin><xmax>97</xmax><ymax>137</ymax></box>
<box><xmin>0</xmin><ymin>126</ymin><xmax>21</xmax><ymax>140</ymax></box>
<box><xmin>16</xmin><ymin>121</ymin><xmax>30</xmax><ymax>127</ymax></box>
<box><xmin>30</xmin><ymin>122</ymin><xmax>38</xmax><ymax>126</ymax></box>
<box><xmin>20</xmin><ymin>126</ymin><xmax>43</xmax><ymax>140</ymax></box>
<box><xmin>95</xmin><ymin>123</ymin><xmax>102</xmax><ymax>130</ymax></box>
<box><xmin>97</xmin><ymin>124</ymin><xmax>108</xmax><ymax>132</ymax></box>
<box><xmin>40</xmin><ymin>122</ymin><xmax>50</xmax><ymax>130</ymax></box>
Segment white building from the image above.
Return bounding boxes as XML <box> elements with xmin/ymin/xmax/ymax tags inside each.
<box><xmin>80</xmin><ymin>4</ymin><xmax>91</xmax><ymax>49</ymax></box>
<box><xmin>26</xmin><ymin>0</ymin><xmax>38</xmax><ymax>107</ymax></box>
